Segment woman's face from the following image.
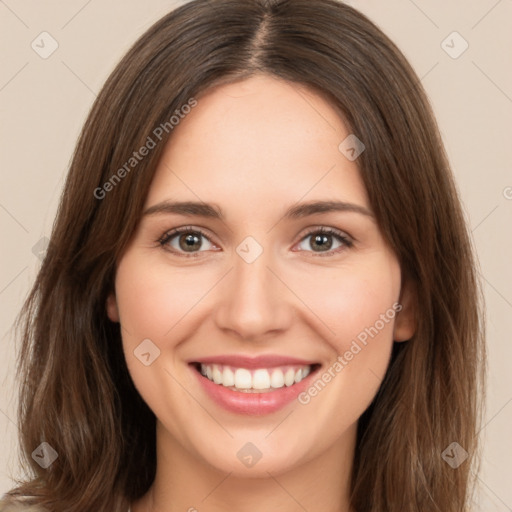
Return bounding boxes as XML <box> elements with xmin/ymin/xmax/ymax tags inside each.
<box><xmin>107</xmin><ymin>74</ymin><xmax>415</xmax><ymax>477</ymax></box>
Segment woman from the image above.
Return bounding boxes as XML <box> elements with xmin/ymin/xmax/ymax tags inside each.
<box><xmin>1</xmin><ymin>0</ymin><xmax>485</xmax><ymax>511</ymax></box>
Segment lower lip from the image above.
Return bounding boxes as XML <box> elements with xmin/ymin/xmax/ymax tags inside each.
<box><xmin>191</xmin><ymin>365</ymin><xmax>318</xmax><ymax>415</ymax></box>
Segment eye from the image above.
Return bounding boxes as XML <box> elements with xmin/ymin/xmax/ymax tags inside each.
<box><xmin>158</xmin><ymin>227</ymin><xmax>217</xmax><ymax>257</ymax></box>
<box><xmin>295</xmin><ymin>227</ymin><xmax>353</xmax><ymax>256</ymax></box>
<box><xmin>158</xmin><ymin>226</ymin><xmax>353</xmax><ymax>258</ymax></box>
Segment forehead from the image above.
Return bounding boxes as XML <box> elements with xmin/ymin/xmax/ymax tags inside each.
<box><xmin>146</xmin><ymin>75</ymin><xmax>369</xmax><ymax>214</ymax></box>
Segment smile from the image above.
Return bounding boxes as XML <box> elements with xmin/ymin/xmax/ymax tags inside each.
<box><xmin>198</xmin><ymin>363</ymin><xmax>313</xmax><ymax>392</ymax></box>
<box><xmin>189</xmin><ymin>355</ymin><xmax>321</xmax><ymax>415</ymax></box>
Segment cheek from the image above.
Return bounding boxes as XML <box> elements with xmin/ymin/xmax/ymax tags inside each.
<box><xmin>114</xmin><ymin>253</ymin><xmax>205</xmax><ymax>423</ymax></box>
<box><xmin>114</xmin><ymin>252</ymin><xmax>224</xmax><ymax>409</ymax></box>
<box><xmin>292</xmin><ymin>256</ymin><xmax>400</xmax><ymax>405</ymax></box>
<box><xmin>114</xmin><ymin>253</ymin><xmax>211</xmax><ymax>341</ymax></box>
<box><xmin>291</xmin><ymin>255</ymin><xmax>400</xmax><ymax>347</ymax></box>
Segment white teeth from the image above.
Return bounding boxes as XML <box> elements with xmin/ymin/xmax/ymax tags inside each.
<box><xmin>222</xmin><ymin>366</ymin><xmax>235</xmax><ymax>387</ymax></box>
<box><xmin>253</xmin><ymin>369</ymin><xmax>271</xmax><ymax>390</ymax></box>
<box><xmin>197</xmin><ymin>363</ymin><xmax>314</xmax><ymax>391</ymax></box>
<box><xmin>284</xmin><ymin>368</ymin><xmax>295</xmax><ymax>387</ymax></box>
<box><xmin>270</xmin><ymin>369</ymin><xmax>285</xmax><ymax>388</ymax></box>
<box><xmin>234</xmin><ymin>368</ymin><xmax>252</xmax><ymax>389</ymax></box>
<box><xmin>212</xmin><ymin>364</ymin><xmax>223</xmax><ymax>384</ymax></box>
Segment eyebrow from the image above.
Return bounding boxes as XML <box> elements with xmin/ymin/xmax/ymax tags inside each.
<box><xmin>143</xmin><ymin>199</ymin><xmax>374</xmax><ymax>220</ymax></box>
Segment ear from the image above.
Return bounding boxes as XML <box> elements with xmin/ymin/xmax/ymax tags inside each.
<box><xmin>393</xmin><ymin>278</ymin><xmax>417</xmax><ymax>342</ymax></box>
<box><xmin>106</xmin><ymin>292</ymin><xmax>120</xmax><ymax>323</ymax></box>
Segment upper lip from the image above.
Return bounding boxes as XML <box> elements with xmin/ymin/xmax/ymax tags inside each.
<box><xmin>189</xmin><ymin>354</ymin><xmax>319</xmax><ymax>369</ymax></box>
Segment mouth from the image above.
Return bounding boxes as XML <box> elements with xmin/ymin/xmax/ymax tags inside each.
<box><xmin>188</xmin><ymin>356</ymin><xmax>321</xmax><ymax>415</ymax></box>
<box><xmin>191</xmin><ymin>362</ymin><xmax>319</xmax><ymax>393</ymax></box>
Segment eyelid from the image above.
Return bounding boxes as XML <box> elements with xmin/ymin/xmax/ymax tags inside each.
<box><xmin>298</xmin><ymin>225</ymin><xmax>354</xmax><ymax>243</ymax></box>
<box><xmin>158</xmin><ymin>225</ymin><xmax>212</xmax><ymax>243</ymax></box>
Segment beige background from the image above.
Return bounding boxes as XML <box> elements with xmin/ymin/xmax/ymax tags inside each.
<box><xmin>1</xmin><ymin>0</ymin><xmax>511</xmax><ymax>509</ymax></box>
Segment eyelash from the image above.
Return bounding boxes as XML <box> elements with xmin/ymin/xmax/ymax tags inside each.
<box><xmin>157</xmin><ymin>225</ymin><xmax>354</xmax><ymax>258</ymax></box>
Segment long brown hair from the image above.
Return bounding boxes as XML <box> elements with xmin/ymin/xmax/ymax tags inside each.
<box><xmin>2</xmin><ymin>0</ymin><xmax>485</xmax><ymax>510</ymax></box>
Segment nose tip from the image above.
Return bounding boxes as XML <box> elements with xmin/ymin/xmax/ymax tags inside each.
<box><xmin>213</xmin><ymin>254</ymin><xmax>292</xmax><ymax>342</ymax></box>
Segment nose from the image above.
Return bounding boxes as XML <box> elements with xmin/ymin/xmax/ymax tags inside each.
<box><xmin>213</xmin><ymin>248</ymin><xmax>294</xmax><ymax>342</ymax></box>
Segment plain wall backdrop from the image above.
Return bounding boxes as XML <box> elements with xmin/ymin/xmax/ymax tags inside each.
<box><xmin>1</xmin><ymin>0</ymin><xmax>511</xmax><ymax>509</ymax></box>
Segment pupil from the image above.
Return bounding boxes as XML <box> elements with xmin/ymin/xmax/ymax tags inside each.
<box><xmin>313</xmin><ymin>234</ymin><xmax>332</xmax><ymax>251</ymax></box>
<box><xmin>180</xmin><ymin>233</ymin><xmax>201</xmax><ymax>251</ymax></box>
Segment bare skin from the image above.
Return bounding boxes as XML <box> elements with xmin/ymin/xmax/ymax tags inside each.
<box><xmin>107</xmin><ymin>74</ymin><xmax>416</xmax><ymax>512</ymax></box>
